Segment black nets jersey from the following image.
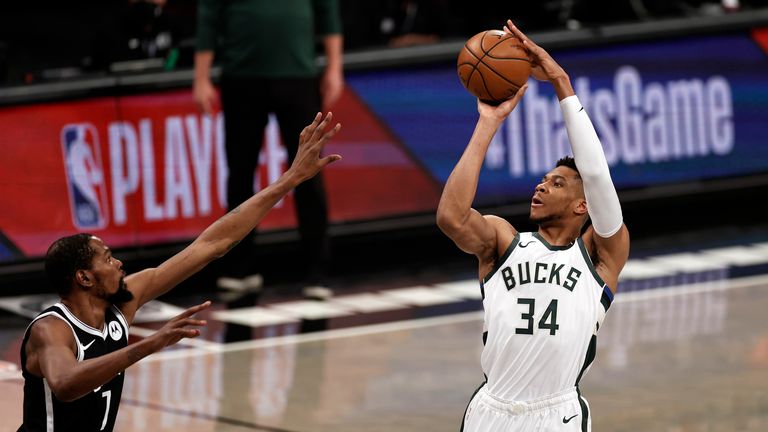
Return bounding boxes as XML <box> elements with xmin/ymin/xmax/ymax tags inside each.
<box><xmin>18</xmin><ymin>303</ymin><xmax>129</xmax><ymax>432</ymax></box>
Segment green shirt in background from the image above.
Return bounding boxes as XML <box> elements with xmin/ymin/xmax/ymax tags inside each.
<box><xmin>196</xmin><ymin>0</ymin><xmax>342</xmax><ymax>78</ymax></box>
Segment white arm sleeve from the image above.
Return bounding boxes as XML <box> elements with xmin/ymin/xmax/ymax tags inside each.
<box><xmin>560</xmin><ymin>95</ymin><xmax>623</xmax><ymax>237</ymax></box>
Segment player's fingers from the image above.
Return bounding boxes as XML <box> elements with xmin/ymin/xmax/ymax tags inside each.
<box><xmin>318</xmin><ymin>122</ymin><xmax>341</xmax><ymax>145</ymax></box>
<box><xmin>172</xmin><ymin>301</ymin><xmax>211</xmax><ymax>321</ymax></box>
<box><xmin>319</xmin><ymin>154</ymin><xmax>342</xmax><ymax>167</ymax></box>
<box><xmin>301</xmin><ymin>112</ymin><xmax>323</xmax><ymax>142</ymax></box>
<box><xmin>511</xmin><ymin>83</ymin><xmax>529</xmax><ymax>102</ymax></box>
<box><xmin>506</xmin><ymin>20</ymin><xmax>538</xmax><ymax>49</ymax></box>
<box><xmin>310</xmin><ymin>112</ymin><xmax>333</xmax><ymax>142</ymax></box>
<box><xmin>176</xmin><ymin>318</ymin><xmax>207</xmax><ymax>327</ymax></box>
<box><xmin>177</xmin><ymin>328</ymin><xmax>201</xmax><ymax>339</ymax></box>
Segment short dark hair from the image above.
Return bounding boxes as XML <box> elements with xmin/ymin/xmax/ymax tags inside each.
<box><xmin>45</xmin><ymin>233</ymin><xmax>96</xmax><ymax>296</ymax></box>
<box><xmin>555</xmin><ymin>156</ymin><xmax>580</xmax><ymax>177</ymax></box>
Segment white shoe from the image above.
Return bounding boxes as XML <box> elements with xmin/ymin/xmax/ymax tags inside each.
<box><xmin>302</xmin><ymin>286</ymin><xmax>334</xmax><ymax>301</ymax></box>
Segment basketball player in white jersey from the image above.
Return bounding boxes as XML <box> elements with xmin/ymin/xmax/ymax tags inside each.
<box><xmin>18</xmin><ymin>113</ymin><xmax>341</xmax><ymax>432</ymax></box>
<box><xmin>437</xmin><ymin>21</ymin><xmax>630</xmax><ymax>431</ymax></box>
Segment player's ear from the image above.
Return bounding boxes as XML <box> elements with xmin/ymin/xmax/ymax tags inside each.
<box><xmin>574</xmin><ymin>199</ymin><xmax>588</xmax><ymax>217</ymax></box>
<box><xmin>75</xmin><ymin>270</ymin><xmax>94</xmax><ymax>288</ymax></box>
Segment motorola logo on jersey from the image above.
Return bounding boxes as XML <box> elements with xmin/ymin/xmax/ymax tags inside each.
<box><xmin>108</xmin><ymin>321</ymin><xmax>123</xmax><ymax>341</ymax></box>
<box><xmin>61</xmin><ymin>123</ymin><xmax>109</xmax><ymax>229</ymax></box>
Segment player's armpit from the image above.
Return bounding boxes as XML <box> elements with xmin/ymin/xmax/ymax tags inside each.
<box><xmin>584</xmin><ymin>224</ymin><xmax>630</xmax><ymax>293</ymax></box>
<box><xmin>484</xmin><ymin>215</ymin><xmax>518</xmax><ymax>258</ymax></box>
<box><xmin>437</xmin><ymin>208</ymin><xmax>498</xmax><ymax>259</ymax></box>
<box><xmin>121</xmin><ymin>242</ymin><xmax>212</xmax><ymax>324</ymax></box>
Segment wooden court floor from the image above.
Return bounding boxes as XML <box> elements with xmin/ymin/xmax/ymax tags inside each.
<box><xmin>2</xmin><ymin>273</ymin><xmax>767</xmax><ymax>432</ymax></box>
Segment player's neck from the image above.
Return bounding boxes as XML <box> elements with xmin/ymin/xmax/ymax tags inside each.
<box><xmin>536</xmin><ymin>225</ymin><xmax>580</xmax><ymax>247</ymax></box>
<box><xmin>61</xmin><ymin>293</ymin><xmax>109</xmax><ymax>330</ymax></box>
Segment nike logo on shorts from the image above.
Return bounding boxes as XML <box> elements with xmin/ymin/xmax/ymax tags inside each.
<box><xmin>563</xmin><ymin>414</ymin><xmax>578</xmax><ymax>423</ymax></box>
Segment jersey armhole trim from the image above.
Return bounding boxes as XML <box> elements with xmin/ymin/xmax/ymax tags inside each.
<box><xmin>30</xmin><ymin>311</ymin><xmax>84</xmax><ymax>362</ymax></box>
<box><xmin>111</xmin><ymin>305</ymin><xmax>130</xmax><ymax>338</ymax></box>
<box><xmin>577</xmin><ymin>237</ymin><xmax>608</xmax><ymax>288</ymax></box>
<box><xmin>482</xmin><ymin>234</ymin><xmax>520</xmax><ymax>283</ymax></box>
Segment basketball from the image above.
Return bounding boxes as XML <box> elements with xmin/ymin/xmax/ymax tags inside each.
<box><xmin>457</xmin><ymin>29</ymin><xmax>531</xmax><ymax>104</ymax></box>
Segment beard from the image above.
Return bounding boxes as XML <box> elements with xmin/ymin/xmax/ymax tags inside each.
<box><xmin>107</xmin><ymin>277</ymin><xmax>134</xmax><ymax>304</ymax></box>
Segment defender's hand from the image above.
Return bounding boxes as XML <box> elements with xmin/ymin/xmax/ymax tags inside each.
<box><xmin>150</xmin><ymin>301</ymin><xmax>210</xmax><ymax>350</ymax></box>
<box><xmin>289</xmin><ymin>112</ymin><xmax>342</xmax><ymax>183</ymax></box>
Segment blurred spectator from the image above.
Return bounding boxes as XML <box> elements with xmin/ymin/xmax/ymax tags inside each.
<box><xmin>341</xmin><ymin>0</ymin><xmax>472</xmax><ymax>50</ymax></box>
<box><xmin>382</xmin><ymin>0</ymin><xmax>462</xmax><ymax>48</ymax></box>
<box><xmin>194</xmin><ymin>0</ymin><xmax>344</xmax><ymax>300</ymax></box>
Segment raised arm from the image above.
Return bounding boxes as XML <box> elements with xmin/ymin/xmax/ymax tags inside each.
<box><xmin>436</xmin><ymin>87</ymin><xmax>527</xmax><ymax>275</ymax></box>
<box><xmin>120</xmin><ymin>113</ymin><xmax>342</xmax><ymax>323</ymax></box>
<box><xmin>507</xmin><ymin>20</ymin><xmax>629</xmax><ymax>291</ymax></box>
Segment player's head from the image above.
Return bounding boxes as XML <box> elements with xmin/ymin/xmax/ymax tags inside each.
<box><xmin>529</xmin><ymin>156</ymin><xmax>588</xmax><ymax>227</ymax></box>
<box><xmin>45</xmin><ymin>234</ymin><xmax>133</xmax><ymax>304</ymax></box>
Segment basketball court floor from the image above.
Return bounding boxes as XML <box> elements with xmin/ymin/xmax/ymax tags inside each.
<box><xmin>1</xmin><ymin>225</ymin><xmax>768</xmax><ymax>432</ymax></box>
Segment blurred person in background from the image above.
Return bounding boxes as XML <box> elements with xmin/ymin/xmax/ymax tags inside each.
<box><xmin>193</xmin><ymin>0</ymin><xmax>344</xmax><ymax>300</ymax></box>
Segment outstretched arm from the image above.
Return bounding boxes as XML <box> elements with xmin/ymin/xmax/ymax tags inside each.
<box><xmin>507</xmin><ymin>21</ymin><xmax>629</xmax><ymax>291</ymax></box>
<box><xmin>120</xmin><ymin>113</ymin><xmax>342</xmax><ymax>323</ymax></box>
<box><xmin>27</xmin><ymin>302</ymin><xmax>209</xmax><ymax>402</ymax></box>
<box><xmin>437</xmin><ymin>87</ymin><xmax>527</xmax><ymax>275</ymax></box>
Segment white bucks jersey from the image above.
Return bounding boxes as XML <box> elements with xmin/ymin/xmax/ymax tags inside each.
<box><xmin>480</xmin><ymin>232</ymin><xmax>613</xmax><ymax>401</ymax></box>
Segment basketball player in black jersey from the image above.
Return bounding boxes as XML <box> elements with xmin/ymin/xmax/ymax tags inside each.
<box><xmin>18</xmin><ymin>113</ymin><xmax>342</xmax><ymax>432</ymax></box>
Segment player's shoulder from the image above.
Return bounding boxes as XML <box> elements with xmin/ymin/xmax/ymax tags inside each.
<box><xmin>28</xmin><ymin>314</ymin><xmax>75</xmax><ymax>345</ymax></box>
<box><xmin>483</xmin><ymin>215</ymin><xmax>517</xmax><ymax>235</ymax></box>
<box><xmin>483</xmin><ymin>214</ymin><xmax>518</xmax><ymax>255</ymax></box>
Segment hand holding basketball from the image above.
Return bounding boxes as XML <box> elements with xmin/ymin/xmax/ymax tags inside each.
<box><xmin>457</xmin><ymin>29</ymin><xmax>531</xmax><ymax>104</ymax></box>
<box><xmin>477</xmin><ymin>83</ymin><xmax>528</xmax><ymax>122</ymax></box>
<box><xmin>503</xmin><ymin>20</ymin><xmax>566</xmax><ymax>83</ymax></box>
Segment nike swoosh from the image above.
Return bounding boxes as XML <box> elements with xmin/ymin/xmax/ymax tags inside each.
<box><xmin>519</xmin><ymin>241</ymin><xmax>534</xmax><ymax>248</ymax></box>
<box><xmin>563</xmin><ymin>414</ymin><xmax>578</xmax><ymax>423</ymax></box>
<box><xmin>81</xmin><ymin>340</ymin><xmax>95</xmax><ymax>351</ymax></box>
<box><xmin>579</xmin><ymin>106</ymin><xmax>584</xmax><ymax>112</ymax></box>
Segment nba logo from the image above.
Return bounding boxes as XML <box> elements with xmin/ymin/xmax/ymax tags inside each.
<box><xmin>61</xmin><ymin>124</ymin><xmax>109</xmax><ymax>229</ymax></box>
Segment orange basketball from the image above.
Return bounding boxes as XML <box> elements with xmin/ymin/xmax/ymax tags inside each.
<box><xmin>457</xmin><ymin>30</ymin><xmax>531</xmax><ymax>104</ymax></box>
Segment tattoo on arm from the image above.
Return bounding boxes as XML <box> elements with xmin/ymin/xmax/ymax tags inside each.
<box><xmin>127</xmin><ymin>346</ymin><xmax>143</xmax><ymax>364</ymax></box>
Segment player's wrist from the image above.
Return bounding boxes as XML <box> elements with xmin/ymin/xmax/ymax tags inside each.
<box><xmin>477</xmin><ymin>113</ymin><xmax>505</xmax><ymax>129</ymax></box>
<box><xmin>551</xmin><ymin>74</ymin><xmax>574</xmax><ymax>101</ymax></box>
<box><xmin>280</xmin><ymin>168</ymin><xmax>305</xmax><ymax>189</ymax></box>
